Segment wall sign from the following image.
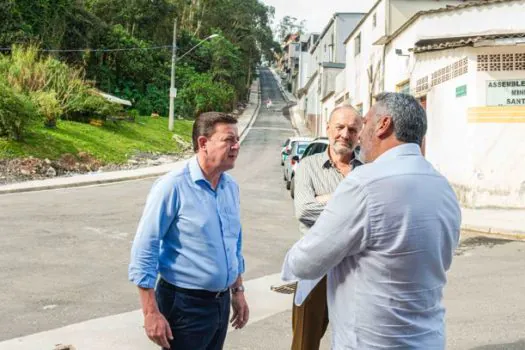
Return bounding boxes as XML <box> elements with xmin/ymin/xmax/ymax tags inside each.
<box><xmin>456</xmin><ymin>85</ymin><xmax>467</xmax><ymax>97</ymax></box>
<box><xmin>486</xmin><ymin>79</ymin><xmax>525</xmax><ymax>105</ymax></box>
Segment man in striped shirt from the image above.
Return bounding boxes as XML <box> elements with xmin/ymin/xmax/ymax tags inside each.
<box><xmin>290</xmin><ymin>105</ymin><xmax>362</xmax><ymax>350</ymax></box>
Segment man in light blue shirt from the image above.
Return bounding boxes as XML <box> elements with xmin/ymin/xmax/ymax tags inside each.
<box><xmin>129</xmin><ymin>112</ymin><xmax>249</xmax><ymax>349</ymax></box>
<box><xmin>282</xmin><ymin>93</ymin><xmax>461</xmax><ymax>349</ymax></box>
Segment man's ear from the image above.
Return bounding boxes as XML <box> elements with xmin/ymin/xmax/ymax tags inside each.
<box><xmin>198</xmin><ymin>136</ymin><xmax>208</xmax><ymax>151</ymax></box>
<box><xmin>375</xmin><ymin>115</ymin><xmax>394</xmax><ymax>139</ymax></box>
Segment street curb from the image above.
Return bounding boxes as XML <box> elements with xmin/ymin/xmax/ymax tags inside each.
<box><xmin>239</xmin><ymin>78</ymin><xmax>261</xmax><ymax>142</ymax></box>
<box><xmin>0</xmin><ymin>80</ymin><xmax>262</xmax><ymax>195</ymax></box>
<box><xmin>461</xmin><ymin>225</ymin><xmax>525</xmax><ymax>240</ymax></box>
<box><xmin>0</xmin><ymin>171</ymin><xmax>181</xmax><ymax>195</ymax></box>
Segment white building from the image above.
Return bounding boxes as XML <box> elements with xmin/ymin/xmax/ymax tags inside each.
<box><xmin>382</xmin><ymin>0</ymin><xmax>525</xmax><ymax>208</ymax></box>
<box><xmin>297</xmin><ymin>12</ymin><xmax>366</xmax><ymax>136</ymax></box>
<box><xmin>344</xmin><ymin>0</ymin><xmax>466</xmax><ymax>115</ymax></box>
<box><xmin>296</xmin><ymin>33</ymin><xmax>319</xmax><ymax>96</ymax></box>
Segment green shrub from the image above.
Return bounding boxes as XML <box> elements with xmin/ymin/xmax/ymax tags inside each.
<box><xmin>0</xmin><ymin>81</ymin><xmax>38</xmax><ymax>140</ymax></box>
<box><xmin>0</xmin><ymin>45</ymin><xmax>121</xmax><ymax>123</ymax></box>
<box><xmin>32</xmin><ymin>90</ymin><xmax>63</xmax><ymax>126</ymax></box>
<box><xmin>177</xmin><ymin>72</ymin><xmax>235</xmax><ymax>118</ymax></box>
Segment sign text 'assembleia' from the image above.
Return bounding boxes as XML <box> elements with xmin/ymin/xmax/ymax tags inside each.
<box><xmin>487</xmin><ymin>79</ymin><xmax>525</xmax><ymax>105</ymax></box>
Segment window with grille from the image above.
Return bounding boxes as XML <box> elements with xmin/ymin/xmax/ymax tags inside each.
<box><xmin>430</xmin><ymin>57</ymin><xmax>468</xmax><ymax>87</ymax></box>
<box><xmin>416</xmin><ymin>76</ymin><xmax>429</xmax><ymax>94</ymax></box>
<box><xmin>478</xmin><ymin>53</ymin><xmax>525</xmax><ymax>71</ymax></box>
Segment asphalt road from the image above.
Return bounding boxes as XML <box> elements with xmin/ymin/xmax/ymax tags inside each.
<box><xmin>1</xmin><ymin>69</ymin><xmax>525</xmax><ymax>350</ymax></box>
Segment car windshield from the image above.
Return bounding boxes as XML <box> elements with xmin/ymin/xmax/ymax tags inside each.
<box><xmin>297</xmin><ymin>143</ymin><xmax>309</xmax><ymax>154</ymax></box>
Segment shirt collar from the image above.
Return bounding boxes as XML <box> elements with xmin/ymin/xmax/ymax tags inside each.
<box><xmin>188</xmin><ymin>156</ymin><xmax>229</xmax><ymax>187</ymax></box>
<box><xmin>321</xmin><ymin>147</ymin><xmax>362</xmax><ymax>169</ymax></box>
<box><xmin>374</xmin><ymin>143</ymin><xmax>422</xmax><ymax>163</ymax></box>
<box><xmin>188</xmin><ymin>155</ymin><xmax>206</xmax><ymax>183</ymax></box>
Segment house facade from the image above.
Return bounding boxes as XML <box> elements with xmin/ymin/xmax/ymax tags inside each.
<box><xmin>298</xmin><ymin>13</ymin><xmax>366</xmax><ymax>136</ymax></box>
<box><xmin>383</xmin><ymin>0</ymin><xmax>525</xmax><ymax>208</ymax></box>
<box><xmin>344</xmin><ymin>0</ymin><xmax>465</xmax><ymax>114</ymax></box>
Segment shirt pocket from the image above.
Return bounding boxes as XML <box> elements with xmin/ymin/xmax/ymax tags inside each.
<box><xmin>224</xmin><ymin>206</ymin><xmax>241</xmax><ymax>239</ymax></box>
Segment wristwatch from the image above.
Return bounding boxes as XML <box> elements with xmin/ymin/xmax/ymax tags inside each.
<box><xmin>231</xmin><ymin>285</ymin><xmax>245</xmax><ymax>294</ymax></box>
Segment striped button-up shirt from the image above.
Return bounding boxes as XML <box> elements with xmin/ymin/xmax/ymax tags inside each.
<box><xmin>294</xmin><ymin>149</ymin><xmax>362</xmax><ymax>235</ymax></box>
<box><xmin>283</xmin><ymin>144</ymin><xmax>461</xmax><ymax>349</ymax></box>
<box><xmin>291</xmin><ymin>148</ymin><xmax>361</xmax><ymax>305</ymax></box>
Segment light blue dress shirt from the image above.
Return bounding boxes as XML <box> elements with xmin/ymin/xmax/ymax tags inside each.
<box><xmin>282</xmin><ymin>143</ymin><xmax>461</xmax><ymax>349</ymax></box>
<box><xmin>129</xmin><ymin>156</ymin><xmax>245</xmax><ymax>291</ymax></box>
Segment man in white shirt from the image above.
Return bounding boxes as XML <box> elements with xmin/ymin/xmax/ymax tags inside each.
<box><xmin>282</xmin><ymin>92</ymin><xmax>461</xmax><ymax>349</ymax></box>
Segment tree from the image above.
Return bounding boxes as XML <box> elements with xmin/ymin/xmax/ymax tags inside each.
<box><xmin>276</xmin><ymin>15</ymin><xmax>305</xmax><ymax>42</ymax></box>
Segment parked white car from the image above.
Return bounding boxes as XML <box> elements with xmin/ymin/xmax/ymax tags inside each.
<box><xmin>283</xmin><ymin>140</ymin><xmax>311</xmax><ymax>190</ymax></box>
<box><xmin>289</xmin><ymin>137</ymin><xmax>329</xmax><ymax>198</ymax></box>
<box><xmin>280</xmin><ymin>136</ymin><xmax>312</xmax><ymax>166</ymax></box>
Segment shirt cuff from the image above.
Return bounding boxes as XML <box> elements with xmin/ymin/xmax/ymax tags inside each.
<box><xmin>237</xmin><ymin>255</ymin><xmax>245</xmax><ymax>275</ymax></box>
<box><xmin>129</xmin><ymin>273</ymin><xmax>157</xmax><ymax>289</ymax></box>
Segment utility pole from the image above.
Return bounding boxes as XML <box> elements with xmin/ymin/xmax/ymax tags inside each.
<box><xmin>168</xmin><ymin>19</ymin><xmax>177</xmax><ymax>131</ymax></box>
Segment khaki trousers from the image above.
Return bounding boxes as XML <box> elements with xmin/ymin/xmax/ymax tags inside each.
<box><xmin>291</xmin><ymin>276</ymin><xmax>329</xmax><ymax>350</ymax></box>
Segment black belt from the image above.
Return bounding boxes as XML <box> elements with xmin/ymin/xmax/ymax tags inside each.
<box><xmin>159</xmin><ymin>278</ymin><xmax>229</xmax><ymax>299</ymax></box>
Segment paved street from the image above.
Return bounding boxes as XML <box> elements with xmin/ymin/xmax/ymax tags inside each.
<box><xmin>1</xmin><ymin>68</ymin><xmax>525</xmax><ymax>349</ymax></box>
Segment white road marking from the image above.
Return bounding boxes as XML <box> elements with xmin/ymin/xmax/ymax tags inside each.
<box><xmin>0</xmin><ymin>273</ymin><xmax>292</xmax><ymax>350</ymax></box>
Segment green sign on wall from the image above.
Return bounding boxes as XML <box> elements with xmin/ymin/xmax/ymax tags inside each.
<box><xmin>456</xmin><ymin>85</ymin><xmax>467</xmax><ymax>97</ymax></box>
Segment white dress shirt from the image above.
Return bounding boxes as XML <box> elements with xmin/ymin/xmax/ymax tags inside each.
<box><xmin>282</xmin><ymin>143</ymin><xmax>461</xmax><ymax>349</ymax></box>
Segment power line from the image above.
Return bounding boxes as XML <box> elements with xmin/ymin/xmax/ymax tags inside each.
<box><xmin>0</xmin><ymin>45</ymin><xmax>174</xmax><ymax>53</ymax></box>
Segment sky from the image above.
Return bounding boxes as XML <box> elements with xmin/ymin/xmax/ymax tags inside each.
<box><xmin>261</xmin><ymin>0</ymin><xmax>376</xmax><ymax>35</ymax></box>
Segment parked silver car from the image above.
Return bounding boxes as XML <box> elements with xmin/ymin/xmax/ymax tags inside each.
<box><xmin>280</xmin><ymin>136</ymin><xmax>312</xmax><ymax>166</ymax></box>
<box><xmin>283</xmin><ymin>140</ymin><xmax>310</xmax><ymax>190</ymax></box>
<box><xmin>289</xmin><ymin>137</ymin><xmax>329</xmax><ymax>198</ymax></box>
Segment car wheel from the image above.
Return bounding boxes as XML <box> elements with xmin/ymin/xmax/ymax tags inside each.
<box><xmin>290</xmin><ymin>177</ymin><xmax>295</xmax><ymax>199</ymax></box>
<box><xmin>286</xmin><ymin>180</ymin><xmax>291</xmax><ymax>190</ymax></box>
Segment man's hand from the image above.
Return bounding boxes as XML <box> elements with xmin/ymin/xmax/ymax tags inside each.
<box><xmin>230</xmin><ymin>292</ymin><xmax>249</xmax><ymax>329</ymax></box>
<box><xmin>316</xmin><ymin>194</ymin><xmax>331</xmax><ymax>204</ymax></box>
<box><xmin>144</xmin><ymin>311</ymin><xmax>173</xmax><ymax>349</ymax></box>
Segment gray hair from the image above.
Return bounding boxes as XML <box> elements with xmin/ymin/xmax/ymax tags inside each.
<box><xmin>328</xmin><ymin>104</ymin><xmax>362</xmax><ymax>124</ymax></box>
<box><xmin>373</xmin><ymin>92</ymin><xmax>427</xmax><ymax>146</ymax></box>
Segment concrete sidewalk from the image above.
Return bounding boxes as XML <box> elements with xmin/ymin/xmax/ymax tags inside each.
<box><xmin>461</xmin><ymin>207</ymin><xmax>525</xmax><ymax>237</ymax></box>
<box><xmin>0</xmin><ymin>273</ymin><xmax>292</xmax><ymax>350</ymax></box>
<box><xmin>0</xmin><ymin>79</ymin><xmax>261</xmax><ymax>195</ymax></box>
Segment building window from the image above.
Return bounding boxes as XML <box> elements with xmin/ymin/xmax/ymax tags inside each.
<box><xmin>478</xmin><ymin>53</ymin><xmax>525</xmax><ymax>71</ymax></box>
<box><xmin>416</xmin><ymin>76</ymin><xmax>429</xmax><ymax>94</ymax></box>
<box><xmin>431</xmin><ymin>57</ymin><xmax>468</xmax><ymax>87</ymax></box>
<box><xmin>489</xmin><ymin>54</ymin><xmax>501</xmax><ymax>71</ymax></box>
<box><xmin>354</xmin><ymin>33</ymin><xmax>361</xmax><ymax>56</ymax></box>
<box><xmin>372</xmin><ymin>13</ymin><xmax>377</xmax><ymax>27</ymax></box>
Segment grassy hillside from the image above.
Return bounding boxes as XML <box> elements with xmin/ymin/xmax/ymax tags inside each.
<box><xmin>0</xmin><ymin>117</ymin><xmax>193</xmax><ymax>164</ymax></box>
